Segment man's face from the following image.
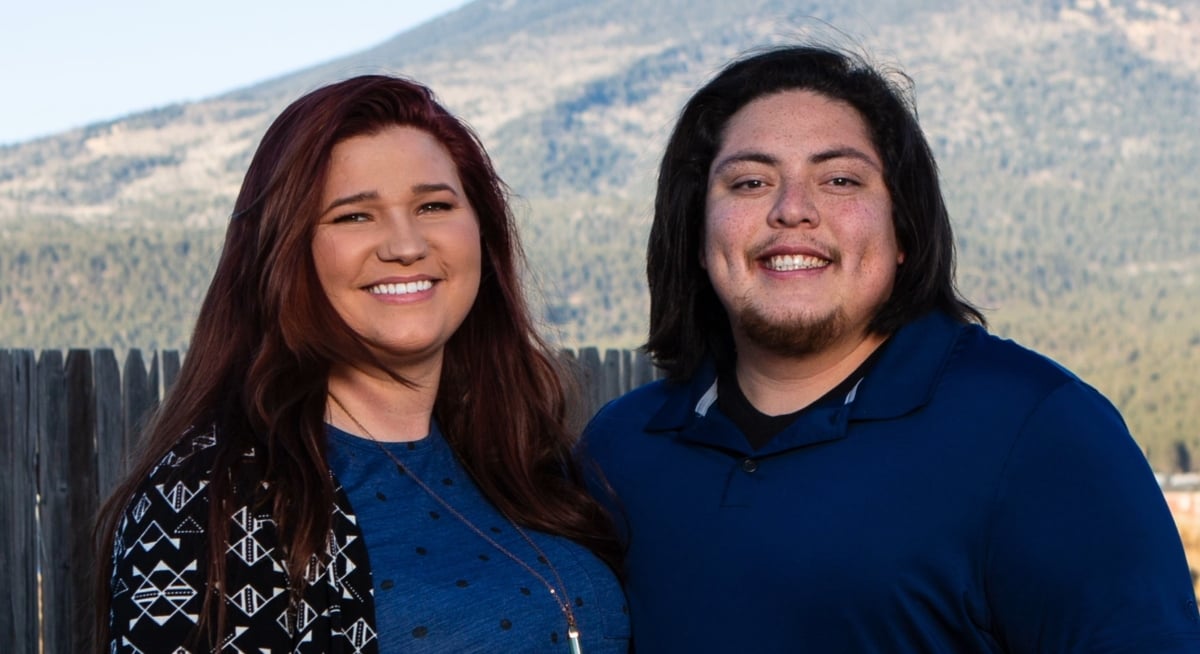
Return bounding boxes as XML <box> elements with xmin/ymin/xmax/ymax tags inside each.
<box><xmin>702</xmin><ymin>89</ymin><xmax>904</xmax><ymax>359</ymax></box>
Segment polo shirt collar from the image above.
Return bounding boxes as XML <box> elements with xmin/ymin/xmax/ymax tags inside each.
<box><xmin>848</xmin><ymin>310</ymin><xmax>963</xmax><ymax>421</ymax></box>
<box><xmin>642</xmin><ymin>310</ymin><xmax>965</xmax><ymax>445</ymax></box>
<box><xmin>644</xmin><ymin>361</ymin><xmax>719</xmax><ymax>433</ymax></box>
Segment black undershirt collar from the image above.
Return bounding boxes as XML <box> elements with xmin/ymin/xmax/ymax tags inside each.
<box><xmin>717</xmin><ymin>340</ymin><xmax>889</xmax><ymax>451</ymax></box>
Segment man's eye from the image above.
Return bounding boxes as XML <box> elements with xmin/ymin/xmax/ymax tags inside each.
<box><xmin>731</xmin><ymin>179</ymin><xmax>766</xmax><ymax>190</ymax></box>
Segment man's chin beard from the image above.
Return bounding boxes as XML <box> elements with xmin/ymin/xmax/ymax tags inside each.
<box><xmin>735</xmin><ymin>306</ymin><xmax>844</xmax><ymax>358</ymax></box>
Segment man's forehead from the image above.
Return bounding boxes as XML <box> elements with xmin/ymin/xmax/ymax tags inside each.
<box><xmin>715</xmin><ymin>91</ymin><xmax>875</xmax><ymax>152</ymax></box>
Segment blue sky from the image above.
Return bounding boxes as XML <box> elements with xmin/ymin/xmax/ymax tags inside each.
<box><xmin>1</xmin><ymin>0</ymin><xmax>471</xmax><ymax>145</ymax></box>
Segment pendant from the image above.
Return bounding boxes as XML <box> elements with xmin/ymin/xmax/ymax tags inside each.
<box><xmin>568</xmin><ymin>627</ymin><xmax>583</xmax><ymax>654</ymax></box>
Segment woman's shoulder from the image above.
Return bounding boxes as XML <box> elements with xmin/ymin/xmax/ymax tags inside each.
<box><xmin>147</xmin><ymin>423</ymin><xmax>258</xmax><ymax>480</ymax></box>
<box><xmin>114</xmin><ymin>426</ymin><xmax>224</xmax><ymax>541</ymax></box>
<box><xmin>144</xmin><ymin>424</ymin><xmax>219</xmax><ymax>480</ymax></box>
<box><xmin>113</xmin><ymin>424</ymin><xmax>262</xmax><ymax>549</ymax></box>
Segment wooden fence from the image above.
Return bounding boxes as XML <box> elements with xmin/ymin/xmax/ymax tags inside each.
<box><xmin>0</xmin><ymin>347</ymin><xmax>659</xmax><ymax>654</ymax></box>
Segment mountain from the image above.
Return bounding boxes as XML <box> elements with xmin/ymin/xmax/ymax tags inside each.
<box><xmin>1</xmin><ymin>0</ymin><xmax>1197</xmax><ymax>470</ymax></box>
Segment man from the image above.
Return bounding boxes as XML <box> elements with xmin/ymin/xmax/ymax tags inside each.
<box><xmin>583</xmin><ymin>45</ymin><xmax>1200</xmax><ymax>652</ymax></box>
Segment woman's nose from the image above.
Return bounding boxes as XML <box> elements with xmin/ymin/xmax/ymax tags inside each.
<box><xmin>378</xmin><ymin>213</ymin><xmax>428</xmax><ymax>264</ymax></box>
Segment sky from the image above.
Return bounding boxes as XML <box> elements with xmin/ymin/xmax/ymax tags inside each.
<box><xmin>0</xmin><ymin>0</ymin><xmax>472</xmax><ymax>146</ymax></box>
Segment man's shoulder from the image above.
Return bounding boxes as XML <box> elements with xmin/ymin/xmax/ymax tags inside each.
<box><xmin>953</xmin><ymin>323</ymin><xmax>1083</xmax><ymax>389</ymax></box>
<box><xmin>865</xmin><ymin>313</ymin><xmax>1083</xmax><ymax>411</ymax></box>
<box><xmin>896</xmin><ymin>311</ymin><xmax>1076</xmax><ymax>384</ymax></box>
<box><xmin>924</xmin><ymin>322</ymin><xmax>1129</xmax><ymax>427</ymax></box>
<box><xmin>582</xmin><ymin>376</ymin><xmax>703</xmax><ymax>454</ymax></box>
<box><xmin>589</xmin><ymin>378</ymin><xmax>675</xmax><ymax>427</ymax></box>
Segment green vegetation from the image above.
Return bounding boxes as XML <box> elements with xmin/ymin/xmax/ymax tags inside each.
<box><xmin>0</xmin><ymin>223</ymin><xmax>220</xmax><ymax>351</ymax></box>
<box><xmin>0</xmin><ymin>0</ymin><xmax>1196</xmax><ymax>470</ymax></box>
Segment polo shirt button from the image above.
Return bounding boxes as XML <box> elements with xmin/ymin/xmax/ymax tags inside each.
<box><xmin>741</xmin><ymin>458</ymin><xmax>758</xmax><ymax>473</ymax></box>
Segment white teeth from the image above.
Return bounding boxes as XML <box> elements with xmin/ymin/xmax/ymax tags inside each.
<box><xmin>766</xmin><ymin>254</ymin><xmax>828</xmax><ymax>271</ymax></box>
<box><xmin>368</xmin><ymin>280</ymin><xmax>434</xmax><ymax>295</ymax></box>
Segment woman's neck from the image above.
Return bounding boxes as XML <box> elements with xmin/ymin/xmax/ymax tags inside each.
<box><xmin>325</xmin><ymin>361</ymin><xmax>440</xmax><ymax>442</ymax></box>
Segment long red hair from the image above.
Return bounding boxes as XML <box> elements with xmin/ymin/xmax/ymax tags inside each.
<box><xmin>94</xmin><ymin>75</ymin><xmax>619</xmax><ymax>648</ymax></box>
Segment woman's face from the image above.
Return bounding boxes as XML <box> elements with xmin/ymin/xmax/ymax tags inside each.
<box><xmin>312</xmin><ymin>125</ymin><xmax>482</xmax><ymax>369</ymax></box>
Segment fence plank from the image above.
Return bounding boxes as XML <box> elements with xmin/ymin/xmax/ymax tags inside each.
<box><xmin>162</xmin><ymin>349</ymin><xmax>181</xmax><ymax>394</ymax></box>
<box><xmin>38</xmin><ymin>350</ymin><xmax>73</xmax><ymax>654</ymax></box>
<box><xmin>601</xmin><ymin>349</ymin><xmax>623</xmax><ymax>406</ymax></box>
<box><xmin>630</xmin><ymin>349</ymin><xmax>656</xmax><ymax>388</ymax></box>
<box><xmin>576</xmin><ymin>347</ymin><xmax>603</xmax><ymax>418</ymax></box>
<box><xmin>0</xmin><ymin>350</ymin><xmax>38</xmax><ymax>653</ymax></box>
<box><xmin>94</xmin><ymin>349</ymin><xmax>124</xmax><ymax>499</ymax></box>
<box><xmin>620</xmin><ymin>349</ymin><xmax>633</xmax><ymax>397</ymax></box>
<box><xmin>122</xmin><ymin>350</ymin><xmax>160</xmax><ymax>458</ymax></box>
<box><xmin>66</xmin><ymin>350</ymin><xmax>99</xmax><ymax>652</ymax></box>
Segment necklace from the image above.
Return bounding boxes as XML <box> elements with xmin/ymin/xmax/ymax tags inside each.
<box><xmin>327</xmin><ymin>393</ymin><xmax>584</xmax><ymax>654</ymax></box>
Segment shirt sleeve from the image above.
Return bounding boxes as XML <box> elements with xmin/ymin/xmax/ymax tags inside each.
<box><xmin>983</xmin><ymin>380</ymin><xmax>1200</xmax><ymax>652</ymax></box>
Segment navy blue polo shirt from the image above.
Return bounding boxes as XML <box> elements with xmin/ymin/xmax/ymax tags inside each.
<box><xmin>583</xmin><ymin>311</ymin><xmax>1200</xmax><ymax>652</ymax></box>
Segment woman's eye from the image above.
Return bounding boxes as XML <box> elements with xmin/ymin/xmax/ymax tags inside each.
<box><xmin>419</xmin><ymin>202</ymin><xmax>453</xmax><ymax>213</ymax></box>
<box><xmin>332</xmin><ymin>212</ymin><xmax>369</xmax><ymax>223</ymax></box>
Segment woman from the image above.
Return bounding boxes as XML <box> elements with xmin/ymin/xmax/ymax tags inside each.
<box><xmin>95</xmin><ymin>75</ymin><xmax>629</xmax><ymax>653</ymax></box>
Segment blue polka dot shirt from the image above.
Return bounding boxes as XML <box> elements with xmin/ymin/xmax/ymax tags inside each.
<box><xmin>327</xmin><ymin>422</ymin><xmax>630</xmax><ymax>653</ymax></box>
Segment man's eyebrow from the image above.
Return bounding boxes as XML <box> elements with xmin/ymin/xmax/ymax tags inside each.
<box><xmin>711</xmin><ymin>147</ymin><xmax>881</xmax><ymax>177</ymax></box>
<box><xmin>810</xmin><ymin>146</ymin><xmax>882</xmax><ymax>171</ymax></box>
<box><xmin>710</xmin><ymin>151</ymin><xmax>779</xmax><ymax>177</ymax></box>
<box><xmin>411</xmin><ymin>182</ymin><xmax>459</xmax><ymax>196</ymax></box>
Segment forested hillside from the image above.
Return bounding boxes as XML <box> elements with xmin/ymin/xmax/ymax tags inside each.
<box><xmin>1</xmin><ymin>0</ymin><xmax>1197</xmax><ymax>470</ymax></box>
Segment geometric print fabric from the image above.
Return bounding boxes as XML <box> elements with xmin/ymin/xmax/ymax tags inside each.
<box><xmin>107</xmin><ymin>426</ymin><xmax>378</xmax><ymax>653</ymax></box>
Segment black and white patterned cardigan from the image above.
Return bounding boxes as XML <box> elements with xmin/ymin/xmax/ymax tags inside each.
<box><xmin>107</xmin><ymin>426</ymin><xmax>379</xmax><ymax>653</ymax></box>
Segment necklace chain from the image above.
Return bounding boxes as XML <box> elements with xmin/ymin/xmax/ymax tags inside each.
<box><xmin>328</xmin><ymin>393</ymin><xmax>582</xmax><ymax>652</ymax></box>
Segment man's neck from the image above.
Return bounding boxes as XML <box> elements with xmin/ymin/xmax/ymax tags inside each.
<box><xmin>733</xmin><ymin>331</ymin><xmax>889</xmax><ymax>416</ymax></box>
